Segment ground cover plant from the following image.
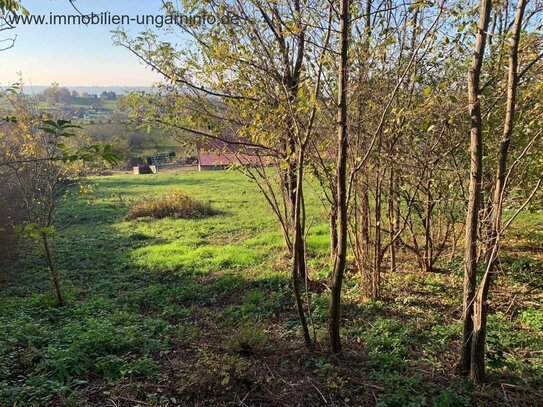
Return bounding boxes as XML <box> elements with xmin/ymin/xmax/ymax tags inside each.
<box><xmin>1</xmin><ymin>171</ymin><xmax>541</xmax><ymax>406</ymax></box>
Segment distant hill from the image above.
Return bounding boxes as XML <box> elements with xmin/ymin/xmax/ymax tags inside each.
<box><xmin>19</xmin><ymin>85</ymin><xmax>153</xmax><ymax>96</ymax></box>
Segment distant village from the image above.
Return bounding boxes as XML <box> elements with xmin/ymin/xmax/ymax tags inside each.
<box><xmin>32</xmin><ymin>86</ymin><xmax>129</xmax><ymax>124</ymax></box>
<box><xmin>2</xmin><ymin>86</ymin><xmax>257</xmax><ymax>172</ymax></box>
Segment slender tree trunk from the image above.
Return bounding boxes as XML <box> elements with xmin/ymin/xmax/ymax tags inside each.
<box><xmin>373</xmin><ymin>168</ymin><xmax>383</xmax><ymax>298</ymax></box>
<box><xmin>450</xmin><ymin>226</ymin><xmax>458</xmax><ymax>262</ymax></box>
<box><xmin>292</xmin><ymin>152</ymin><xmax>312</xmax><ymax>349</ymax></box>
<box><xmin>360</xmin><ymin>172</ymin><xmax>371</xmax><ymax>291</ymax></box>
<box><xmin>394</xmin><ymin>173</ymin><xmax>401</xmax><ymax>253</ymax></box>
<box><xmin>360</xmin><ymin>0</ymin><xmax>372</xmax><ymax>284</ymax></box>
<box><xmin>297</xmin><ymin>215</ymin><xmax>307</xmax><ymax>282</ymax></box>
<box><xmin>286</xmin><ymin>156</ymin><xmax>306</xmax><ymax>280</ymax></box>
<box><xmin>330</xmin><ymin>207</ymin><xmax>338</xmax><ymax>258</ymax></box>
<box><xmin>42</xmin><ymin>233</ymin><xmax>64</xmax><ymax>307</ymax></box>
<box><xmin>471</xmin><ymin>0</ymin><xmax>526</xmax><ymax>383</ymax></box>
<box><xmin>460</xmin><ymin>0</ymin><xmax>492</xmax><ymax>375</ymax></box>
<box><xmin>388</xmin><ymin>167</ymin><xmax>397</xmax><ymax>273</ymax></box>
<box><xmin>424</xmin><ymin>179</ymin><xmax>433</xmax><ymax>273</ymax></box>
<box><xmin>481</xmin><ymin>199</ymin><xmax>494</xmax><ymax>263</ymax></box>
<box><xmin>328</xmin><ymin>0</ymin><xmax>350</xmax><ymax>355</ymax></box>
<box><xmin>365</xmin><ymin>0</ymin><xmax>372</xmax><ymax>36</ymax></box>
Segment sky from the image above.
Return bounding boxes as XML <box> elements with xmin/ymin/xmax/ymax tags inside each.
<box><xmin>0</xmin><ymin>0</ymin><xmax>180</xmax><ymax>87</ymax></box>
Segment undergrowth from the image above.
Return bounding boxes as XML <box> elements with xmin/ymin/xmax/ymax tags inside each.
<box><xmin>0</xmin><ymin>172</ymin><xmax>541</xmax><ymax>406</ymax></box>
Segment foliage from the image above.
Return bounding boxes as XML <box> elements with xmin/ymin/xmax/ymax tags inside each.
<box><xmin>362</xmin><ymin>318</ymin><xmax>414</xmax><ymax>373</ymax></box>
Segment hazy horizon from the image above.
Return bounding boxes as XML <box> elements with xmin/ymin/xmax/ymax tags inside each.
<box><xmin>13</xmin><ymin>84</ymin><xmax>152</xmax><ymax>95</ymax></box>
<box><xmin>19</xmin><ymin>84</ymin><xmax>154</xmax><ymax>88</ymax></box>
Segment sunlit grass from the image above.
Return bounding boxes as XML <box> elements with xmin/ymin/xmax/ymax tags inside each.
<box><xmin>131</xmin><ymin>242</ymin><xmax>263</xmax><ymax>273</ymax></box>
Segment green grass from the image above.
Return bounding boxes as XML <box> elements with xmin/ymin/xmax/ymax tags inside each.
<box><xmin>1</xmin><ymin>171</ymin><xmax>542</xmax><ymax>406</ymax></box>
<box><xmin>131</xmin><ymin>242</ymin><xmax>263</xmax><ymax>272</ymax></box>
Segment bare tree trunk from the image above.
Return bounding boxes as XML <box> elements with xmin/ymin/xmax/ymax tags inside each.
<box><xmin>365</xmin><ymin>0</ymin><xmax>372</xmax><ymax>36</ymax></box>
<box><xmin>292</xmin><ymin>152</ymin><xmax>312</xmax><ymax>349</ymax></box>
<box><xmin>480</xmin><ymin>199</ymin><xmax>494</xmax><ymax>263</ymax></box>
<box><xmin>42</xmin><ymin>233</ymin><xmax>64</xmax><ymax>307</ymax></box>
<box><xmin>424</xmin><ymin>179</ymin><xmax>434</xmax><ymax>273</ymax></box>
<box><xmin>394</xmin><ymin>174</ymin><xmax>401</xmax><ymax>254</ymax></box>
<box><xmin>360</xmin><ymin>172</ymin><xmax>371</xmax><ymax>290</ymax></box>
<box><xmin>388</xmin><ymin>167</ymin><xmax>397</xmax><ymax>273</ymax></box>
<box><xmin>328</xmin><ymin>0</ymin><xmax>350</xmax><ymax>356</ymax></box>
<box><xmin>330</xmin><ymin>207</ymin><xmax>338</xmax><ymax>258</ymax></box>
<box><xmin>373</xmin><ymin>167</ymin><xmax>383</xmax><ymax>298</ymax></box>
<box><xmin>450</xmin><ymin>224</ymin><xmax>458</xmax><ymax>262</ymax></box>
<box><xmin>471</xmin><ymin>0</ymin><xmax>526</xmax><ymax>383</ymax></box>
<box><xmin>460</xmin><ymin>0</ymin><xmax>492</xmax><ymax>375</ymax></box>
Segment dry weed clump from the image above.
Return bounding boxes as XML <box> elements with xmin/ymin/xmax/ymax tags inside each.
<box><xmin>127</xmin><ymin>190</ymin><xmax>218</xmax><ymax>220</ymax></box>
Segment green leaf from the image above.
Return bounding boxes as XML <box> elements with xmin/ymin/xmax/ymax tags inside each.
<box><xmin>102</xmin><ymin>144</ymin><xmax>120</xmax><ymax>165</ymax></box>
<box><xmin>221</xmin><ymin>374</ymin><xmax>230</xmax><ymax>386</ymax></box>
<box><xmin>41</xmin><ymin>226</ymin><xmax>56</xmax><ymax>235</ymax></box>
<box><xmin>42</xmin><ymin>120</ymin><xmax>60</xmax><ymax>128</ymax></box>
<box><xmin>40</xmin><ymin>127</ymin><xmax>58</xmax><ymax>135</ymax></box>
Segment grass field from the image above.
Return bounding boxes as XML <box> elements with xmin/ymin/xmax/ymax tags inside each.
<box><xmin>1</xmin><ymin>171</ymin><xmax>542</xmax><ymax>406</ymax></box>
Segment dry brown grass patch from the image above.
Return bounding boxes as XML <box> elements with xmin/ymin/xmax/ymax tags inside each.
<box><xmin>126</xmin><ymin>190</ymin><xmax>218</xmax><ymax>220</ymax></box>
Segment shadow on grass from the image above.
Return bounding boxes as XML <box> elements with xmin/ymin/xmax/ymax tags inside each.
<box><xmin>2</xmin><ymin>190</ymin><xmax>542</xmax><ymax>406</ymax></box>
<box><xmin>0</xmin><ymin>195</ymin><xmax>306</xmax><ymax>406</ymax></box>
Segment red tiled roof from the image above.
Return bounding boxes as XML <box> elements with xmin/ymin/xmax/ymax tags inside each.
<box><xmin>197</xmin><ymin>138</ymin><xmax>251</xmax><ymax>152</ymax></box>
<box><xmin>199</xmin><ymin>153</ymin><xmax>234</xmax><ymax>166</ymax></box>
<box><xmin>197</xmin><ymin>137</ymin><xmax>262</xmax><ymax>167</ymax></box>
<box><xmin>198</xmin><ymin>152</ymin><xmax>260</xmax><ymax>166</ymax></box>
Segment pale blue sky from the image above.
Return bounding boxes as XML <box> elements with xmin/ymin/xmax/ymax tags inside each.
<box><xmin>1</xmin><ymin>0</ymin><xmax>179</xmax><ymax>86</ymax></box>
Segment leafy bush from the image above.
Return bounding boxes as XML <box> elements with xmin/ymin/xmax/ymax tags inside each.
<box><xmin>126</xmin><ymin>190</ymin><xmax>218</xmax><ymax>220</ymax></box>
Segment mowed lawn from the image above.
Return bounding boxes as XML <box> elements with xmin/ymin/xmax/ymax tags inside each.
<box><xmin>1</xmin><ymin>171</ymin><xmax>542</xmax><ymax>406</ymax></box>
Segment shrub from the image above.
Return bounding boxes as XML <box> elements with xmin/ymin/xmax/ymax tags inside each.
<box><xmin>126</xmin><ymin>190</ymin><xmax>218</xmax><ymax>220</ymax></box>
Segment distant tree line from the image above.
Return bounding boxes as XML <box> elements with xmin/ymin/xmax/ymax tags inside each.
<box><xmin>36</xmin><ymin>85</ymin><xmax>117</xmax><ymax>105</ymax></box>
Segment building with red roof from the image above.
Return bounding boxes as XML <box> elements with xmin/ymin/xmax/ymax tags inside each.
<box><xmin>197</xmin><ymin>138</ymin><xmax>261</xmax><ymax>171</ymax></box>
